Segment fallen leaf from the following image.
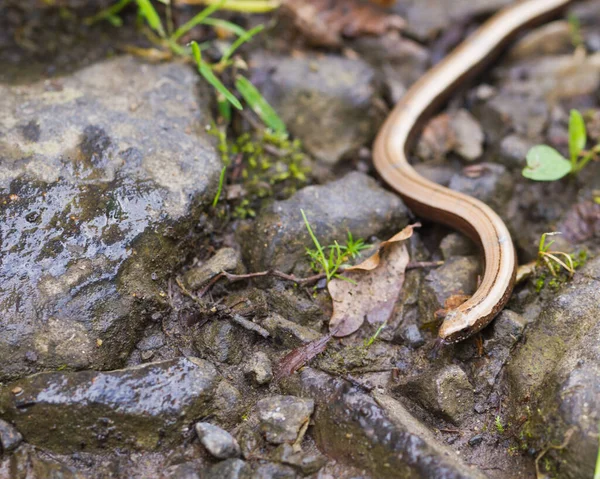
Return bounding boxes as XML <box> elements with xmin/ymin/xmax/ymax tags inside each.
<box><xmin>281</xmin><ymin>0</ymin><xmax>405</xmax><ymax>47</ymax></box>
<box><xmin>328</xmin><ymin>224</ymin><xmax>418</xmax><ymax>337</ymax></box>
<box><xmin>274</xmin><ymin>331</ymin><xmax>336</xmax><ymax>381</ymax></box>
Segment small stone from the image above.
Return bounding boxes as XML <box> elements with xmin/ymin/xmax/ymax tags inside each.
<box><xmin>206</xmin><ymin>458</ymin><xmax>249</xmax><ymax>479</ymax></box>
<box><xmin>498</xmin><ymin>134</ymin><xmax>534</xmax><ymax>169</ymax></box>
<box><xmin>468</xmin><ymin>434</ymin><xmax>484</xmax><ymax>447</ymax></box>
<box><xmin>182</xmin><ymin>248</ymin><xmax>243</xmax><ymax>290</ymax></box>
<box><xmin>195</xmin><ymin>422</ymin><xmax>241</xmax><ymax>459</ymax></box>
<box><xmin>439</xmin><ymin>233</ymin><xmax>476</xmax><ymax>260</ymax></box>
<box><xmin>213</xmin><ymin>380</ymin><xmax>242</xmax><ymax>425</ymax></box>
<box><xmin>244</xmin><ymin>352</ymin><xmax>273</xmax><ymax>386</ymax></box>
<box><xmin>0</xmin><ymin>419</ymin><xmax>23</xmax><ymax>452</ymax></box>
<box><xmin>405</xmin><ymin>365</ymin><xmax>475</xmax><ymax>425</ymax></box>
<box><xmin>449</xmin><ymin>163</ymin><xmax>512</xmax><ymax>213</ymax></box>
<box><xmin>394</xmin><ymin>324</ymin><xmax>425</xmax><ymax>349</ymax></box>
<box><xmin>452</xmin><ymin>110</ymin><xmax>484</xmax><ymax>161</ymax></box>
<box><xmin>508</xmin><ymin>21</ymin><xmax>572</xmax><ymax>60</ymax></box>
<box><xmin>272</xmin><ymin>443</ymin><xmax>327</xmax><ymax>475</ymax></box>
<box><xmin>256</xmin><ymin>395</ymin><xmax>314</xmax><ymax>445</ymax></box>
<box><xmin>251</xmin><ymin>461</ymin><xmax>298</xmax><ymax>479</ymax></box>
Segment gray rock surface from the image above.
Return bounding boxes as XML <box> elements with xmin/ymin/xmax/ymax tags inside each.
<box><xmin>0</xmin><ymin>418</ymin><xmax>22</xmax><ymax>453</ymax></box>
<box><xmin>0</xmin><ymin>357</ymin><xmax>218</xmax><ymax>452</ymax></box>
<box><xmin>439</xmin><ymin>232</ymin><xmax>477</xmax><ymax>259</ymax></box>
<box><xmin>244</xmin><ymin>352</ymin><xmax>273</xmax><ymax>386</ymax></box>
<box><xmin>256</xmin><ymin>395</ymin><xmax>315</xmax><ymax>445</ymax></box>
<box><xmin>393</xmin><ymin>0</ymin><xmax>512</xmax><ymax>41</ymax></box>
<box><xmin>242</xmin><ymin>172</ymin><xmax>408</xmax><ymax>275</ymax></box>
<box><xmin>259</xmin><ymin>314</ymin><xmax>321</xmax><ymax>348</ymax></box>
<box><xmin>182</xmin><ymin>248</ymin><xmax>244</xmax><ymax>291</ymax></box>
<box><xmin>195</xmin><ymin>422</ymin><xmax>241</xmax><ymax>459</ymax></box>
<box><xmin>285</xmin><ymin>368</ymin><xmax>486</xmax><ymax>479</ymax></box>
<box><xmin>206</xmin><ymin>458</ymin><xmax>250</xmax><ymax>479</ymax></box>
<box><xmin>448</xmin><ymin>163</ymin><xmax>513</xmax><ymax>213</ymax></box>
<box><xmin>0</xmin><ymin>55</ymin><xmax>221</xmax><ymax>381</ymax></box>
<box><xmin>405</xmin><ymin>365</ymin><xmax>475</xmax><ymax>425</ymax></box>
<box><xmin>0</xmin><ymin>444</ymin><xmax>79</xmax><ymax>479</ymax></box>
<box><xmin>249</xmin><ymin>53</ymin><xmax>384</xmax><ymax>165</ymax></box>
<box><xmin>506</xmin><ymin>257</ymin><xmax>600</xmax><ymax>478</ymax></box>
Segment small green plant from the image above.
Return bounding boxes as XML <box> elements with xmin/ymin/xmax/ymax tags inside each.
<box><xmin>568</xmin><ymin>13</ymin><xmax>584</xmax><ymax>50</ymax></box>
<box><xmin>537</xmin><ymin>232</ymin><xmax>575</xmax><ymax>277</ymax></box>
<box><xmin>87</xmin><ymin>0</ymin><xmax>285</xmax><ymax>131</ymax></box>
<box><xmin>212</xmin><ymin>165</ymin><xmax>227</xmax><ymax>207</ymax></box>
<box><xmin>339</xmin><ymin>231</ymin><xmax>371</xmax><ymax>259</ymax></box>
<box><xmin>523</xmin><ymin>109</ymin><xmax>599</xmax><ymax>181</ymax></box>
<box><xmin>301</xmin><ymin>210</ymin><xmax>370</xmax><ymax>283</ymax></box>
<box><xmin>495</xmin><ymin>415</ymin><xmax>505</xmax><ymax>434</ymax></box>
<box><xmin>364</xmin><ymin>321</ymin><xmax>386</xmax><ymax>348</ymax></box>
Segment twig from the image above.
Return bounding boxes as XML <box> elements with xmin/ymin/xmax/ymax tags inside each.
<box><xmin>196</xmin><ymin>260</ymin><xmax>443</xmax><ymax>297</ymax></box>
<box><xmin>231</xmin><ymin>314</ymin><xmax>270</xmax><ymax>338</ymax></box>
<box><xmin>534</xmin><ymin>427</ymin><xmax>576</xmax><ymax>478</ymax></box>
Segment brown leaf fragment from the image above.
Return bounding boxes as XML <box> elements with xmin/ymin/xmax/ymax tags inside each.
<box><xmin>274</xmin><ymin>331</ymin><xmax>335</xmax><ymax>381</ymax></box>
<box><xmin>328</xmin><ymin>224</ymin><xmax>418</xmax><ymax>337</ymax></box>
<box><xmin>281</xmin><ymin>0</ymin><xmax>405</xmax><ymax>48</ymax></box>
<box><xmin>560</xmin><ymin>200</ymin><xmax>600</xmax><ymax>244</ymax></box>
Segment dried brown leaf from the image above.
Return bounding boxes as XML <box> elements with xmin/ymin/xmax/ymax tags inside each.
<box><xmin>328</xmin><ymin>224</ymin><xmax>417</xmax><ymax>337</ymax></box>
<box><xmin>282</xmin><ymin>0</ymin><xmax>405</xmax><ymax>47</ymax></box>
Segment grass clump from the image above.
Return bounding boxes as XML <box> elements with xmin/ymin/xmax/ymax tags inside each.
<box><xmin>301</xmin><ymin>209</ymin><xmax>370</xmax><ymax>283</ymax></box>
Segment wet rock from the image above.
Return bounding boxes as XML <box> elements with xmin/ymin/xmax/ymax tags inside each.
<box><xmin>251</xmin><ymin>461</ymin><xmax>298</xmax><ymax>479</ymax></box>
<box><xmin>206</xmin><ymin>458</ymin><xmax>250</xmax><ymax>479</ymax></box>
<box><xmin>393</xmin><ymin>0</ymin><xmax>512</xmax><ymax>41</ymax></box>
<box><xmin>497</xmin><ymin>134</ymin><xmax>535</xmax><ymax>169</ymax></box>
<box><xmin>182</xmin><ymin>248</ymin><xmax>244</xmax><ymax>291</ymax></box>
<box><xmin>508</xmin><ymin>21</ymin><xmax>573</xmax><ymax>60</ymax></box>
<box><xmin>466</xmin><ymin>310</ymin><xmax>526</xmax><ymax>399</ymax></box>
<box><xmin>0</xmin><ymin>357</ymin><xmax>218</xmax><ymax>453</ymax></box>
<box><xmin>162</xmin><ymin>463</ymin><xmax>203</xmax><ymax>479</ymax></box>
<box><xmin>195</xmin><ymin>321</ymin><xmax>251</xmax><ymax>365</ymax></box>
<box><xmin>260</xmin><ymin>314</ymin><xmax>321</xmax><ymax>349</ymax></box>
<box><xmin>413</xmin><ymin>163</ymin><xmax>455</xmax><ymax>186</ymax></box>
<box><xmin>405</xmin><ymin>365</ymin><xmax>475</xmax><ymax>424</ymax></box>
<box><xmin>419</xmin><ymin>256</ymin><xmax>481</xmax><ymax>323</ymax></box>
<box><xmin>271</xmin><ymin>443</ymin><xmax>327</xmax><ymax>476</ymax></box>
<box><xmin>256</xmin><ymin>395</ymin><xmax>314</xmax><ymax>445</ymax></box>
<box><xmin>213</xmin><ymin>380</ymin><xmax>243</xmax><ymax>426</ymax></box>
<box><xmin>242</xmin><ymin>172</ymin><xmax>408</xmax><ymax>275</ymax></box>
<box><xmin>439</xmin><ymin>232</ymin><xmax>477</xmax><ymax>259</ymax></box>
<box><xmin>394</xmin><ymin>323</ymin><xmax>425</xmax><ymax>349</ymax></box>
<box><xmin>0</xmin><ymin>418</ymin><xmax>22</xmax><ymax>453</ymax></box>
<box><xmin>0</xmin><ymin>55</ymin><xmax>221</xmax><ymax>381</ymax></box>
<box><xmin>0</xmin><ymin>444</ymin><xmax>79</xmax><ymax>478</ymax></box>
<box><xmin>237</xmin><ymin>426</ymin><xmax>265</xmax><ymax>460</ymax></box>
<box><xmin>195</xmin><ymin>422</ymin><xmax>241</xmax><ymax>459</ymax></box>
<box><xmin>249</xmin><ymin>53</ymin><xmax>383</xmax><ymax>165</ymax></box>
<box><xmin>448</xmin><ymin>163</ymin><xmax>513</xmax><ymax>213</ymax></box>
<box><xmin>284</xmin><ymin>368</ymin><xmax>486</xmax><ymax>478</ymax></box>
<box><xmin>244</xmin><ymin>352</ymin><xmax>273</xmax><ymax>386</ymax></box>
<box><xmin>468</xmin><ymin>434</ymin><xmax>484</xmax><ymax>447</ymax></box>
<box><xmin>506</xmin><ymin>257</ymin><xmax>600</xmax><ymax>478</ymax></box>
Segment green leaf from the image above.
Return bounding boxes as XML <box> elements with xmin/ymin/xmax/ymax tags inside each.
<box><xmin>85</xmin><ymin>0</ymin><xmax>132</xmax><ymax>25</ymax></box>
<box><xmin>235</xmin><ymin>75</ymin><xmax>286</xmax><ymax>133</ymax></box>
<box><xmin>136</xmin><ymin>0</ymin><xmax>165</xmax><ymax>37</ymax></box>
<box><xmin>190</xmin><ymin>41</ymin><xmax>242</xmax><ymax>110</ymax></box>
<box><xmin>171</xmin><ymin>0</ymin><xmax>226</xmax><ymax>41</ymax></box>
<box><xmin>217</xmin><ymin>92</ymin><xmax>232</xmax><ymax>123</ymax></box>
<box><xmin>569</xmin><ymin>109</ymin><xmax>587</xmax><ymax>163</ymax></box>
<box><xmin>522</xmin><ymin>145</ymin><xmax>572</xmax><ymax>181</ymax></box>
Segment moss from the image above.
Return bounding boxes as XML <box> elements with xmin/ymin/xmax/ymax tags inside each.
<box><xmin>209</xmin><ymin>127</ymin><xmax>311</xmax><ymax>218</ymax></box>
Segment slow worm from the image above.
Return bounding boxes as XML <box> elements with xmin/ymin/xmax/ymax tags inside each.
<box><xmin>373</xmin><ymin>0</ymin><xmax>572</xmax><ymax>343</ymax></box>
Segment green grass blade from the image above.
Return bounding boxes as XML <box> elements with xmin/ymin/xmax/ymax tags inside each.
<box><xmin>217</xmin><ymin>92</ymin><xmax>232</xmax><ymax>123</ymax></box>
<box><xmin>235</xmin><ymin>75</ymin><xmax>286</xmax><ymax>133</ymax></box>
<box><xmin>85</xmin><ymin>0</ymin><xmax>132</xmax><ymax>25</ymax></box>
<box><xmin>190</xmin><ymin>41</ymin><xmax>243</xmax><ymax>110</ymax></box>
<box><xmin>220</xmin><ymin>24</ymin><xmax>264</xmax><ymax>64</ymax></box>
<box><xmin>196</xmin><ymin>0</ymin><xmax>281</xmax><ymax>13</ymax></box>
<box><xmin>200</xmin><ymin>17</ymin><xmax>247</xmax><ymax>36</ymax></box>
<box><xmin>136</xmin><ymin>0</ymin><xmax>165</xmax><ymax>37</ymax></box>
<box><xmin>171</xmin><ymin>0</ymin><xmax>226</xmax><ymax>41</ymax></box>
<box><xmin>212</xmin><ymin>165</ymin><xmax>227</xmax><ymax>206</ymax></box>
